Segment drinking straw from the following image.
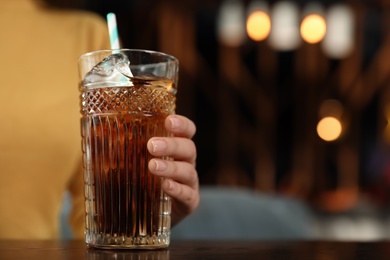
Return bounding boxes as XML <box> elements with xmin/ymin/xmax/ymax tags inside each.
<box><xmin>106</xmin><ymin>12</ymin><xmax>134</xmax><ymax>77</ymax></box>
<box><xmin>106</xmin><ymin>12</ymin><xmax>120</xmax><ymax>50</ymax></box>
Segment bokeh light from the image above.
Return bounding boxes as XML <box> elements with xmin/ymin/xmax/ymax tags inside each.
<box><xmin>246</xmin><ymin>11</ymin><xmax>271</xmax><ymax>41</ymax></box>
<box><xmin>217</xmin><ymin>0</ymin><xmax>246</xmax><ymax>47</ymax></box>
<box><xmin>317</xmin><ymin>117</ymin><xmax>342</xmax><ymax>142</ymax></box>
<box><xmin>322</xmin><ymin>4</ymin><xmax>354</xmax><ymax>59</ymax></box>
<box><xmin>269</xmin><ymin>1</ymin><xmax>301</xmax><ymax>51</ymax></box>
<box><xmin>300</xmin><ymin>14</ymin><xmax>327</xmax><ymax>44</ymax></box>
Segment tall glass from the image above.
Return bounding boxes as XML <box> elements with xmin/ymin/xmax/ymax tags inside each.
<box><xmin>78</xmin><ymin>49</ymin><xmax>178</xmax><ymax>249</ymax></box>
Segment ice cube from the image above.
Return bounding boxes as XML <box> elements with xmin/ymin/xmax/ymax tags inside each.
<box><xmin>83</xmin><ymin>53</ymin><xmax>133</xmax><ymax>86</ymax></box>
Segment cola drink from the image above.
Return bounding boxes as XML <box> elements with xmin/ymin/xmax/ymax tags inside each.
<box><xmin>78</xmin><ymin>50</ymin><xmax>178</xmax><ymax>249</ymax></box>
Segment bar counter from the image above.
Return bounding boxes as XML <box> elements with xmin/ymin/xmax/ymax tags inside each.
<box><xmin>1</xmin><ymin>239</ymin><xmax>390</xmax><ymax>259</ymax></box>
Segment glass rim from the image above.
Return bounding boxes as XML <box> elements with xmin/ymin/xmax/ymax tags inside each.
<box><xmin>78</xmin><ymin>48</ymin><xmax>178</xmax><ymax>63</ymax></box>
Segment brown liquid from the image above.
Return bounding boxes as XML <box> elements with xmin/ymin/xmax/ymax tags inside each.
<box><xmin>80</xmin><ymin>80</ymin><xmax>175</xmax><ymax>248</ymax></box>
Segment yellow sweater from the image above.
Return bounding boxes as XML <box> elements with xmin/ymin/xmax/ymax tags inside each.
<box><xmin>0</xmin><ymin>0</ymin><xmax>111</xmax><ymax>239</ymax></box>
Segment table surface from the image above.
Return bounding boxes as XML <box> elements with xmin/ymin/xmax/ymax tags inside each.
<box><xmin>1</xmin><ymin>239</ymin><xmax>390</xmax><ymax>259</ymax></box>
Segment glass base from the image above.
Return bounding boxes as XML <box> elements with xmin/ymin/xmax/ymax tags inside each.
<box><xmin>86</xmin><ymin>232</ymin><xmax>170</xmax><ymax>249</ymax></box>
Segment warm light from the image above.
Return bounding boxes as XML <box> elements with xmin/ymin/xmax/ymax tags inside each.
<box><xmin>217</xmin><ymin>0</ymin><xmax>246</xmax><ymax>47</ymax></box>
<box><xmin>269</xmin><ymin>1</ymin><xmax>301</xmax><ymax>51</ymax></box>
<box><xmin>247</xmin><ymin>11</ymin><xmax>271</xmax><ymax>41</ymax></box>
<box><xmin>322</xmin><ymin>4</ymin><xmax>354</xmax><ymax>59</ymax></box>
<box><xmin>317</xmin><ymin>117</ymin><xmax>342</xmax><ymax>142</ymax></box>
<box><xmin>300</xmin><ymin>14</ymin><xmax>326</xmax><ymax>44</ymax></box>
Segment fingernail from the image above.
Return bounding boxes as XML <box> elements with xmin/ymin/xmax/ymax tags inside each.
<box><xmin>169</xmin><ymin>117</ymin><xmax>181</xmax><ymax>129</ymax></box>
<box><xmin>151</xmin><ymin>140</ymin><xmax>167</xmax><ymax>153</ymax></box>
<box><xmin>154</xmin><ymin>160</ymin><xmax>167</xmax><ymax>171</ymax></box>
<box><xmin>166</xmin><ymin>180</ymin><xmax>175</xmax><ymax>191</ymax></box>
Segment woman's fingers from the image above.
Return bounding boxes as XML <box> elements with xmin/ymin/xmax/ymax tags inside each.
<box><xmin>147</xmin><ymin>137</ymin><xmax>196</xmax><ymax>163</ymax></box>
<box><xmin>149</xmin><ymin>159</ymin><xmax>198</xmax><ymax>188</ymax></box>
<box><xmin>165</xmin><ymin>114</ymin><xmax>196</xmax><ymax>139</ymax></box>
<box><xmin>161</xmin><ymin>178</ymin><xmax>200</xmax><ymax>220</ymax></box>
<box><xmin>147</xmin><ymin>114</ymin><xmax>199</xmax><ymax>226</ymax></box>
<box><xmin>148</xmin><ymin>156</ymin><xmax>199</xmax><ymax>226</ymax></box>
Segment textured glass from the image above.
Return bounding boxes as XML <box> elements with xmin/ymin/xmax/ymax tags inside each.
<box><xmin>81</xmin><ymin>85</ymin><xmax>175</xmax><ymax>249</ymax></box>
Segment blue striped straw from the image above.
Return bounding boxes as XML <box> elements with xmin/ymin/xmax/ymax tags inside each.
<box><xmin>106</xmin><ymin>12</ymin><xmax>120</xmax><ymax>50</ymax></box>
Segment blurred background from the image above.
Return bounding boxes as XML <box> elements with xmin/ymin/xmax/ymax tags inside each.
<box><xmin>79</xmin><ymin>0</ymin><xmax>390</xmax><ymax>240</ymax></box>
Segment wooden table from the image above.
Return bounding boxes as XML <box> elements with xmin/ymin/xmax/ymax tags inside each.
<box><xmin>1</xmin><ymin>239</ymin><xmax>390</xmax><ymax>259</ymax></box>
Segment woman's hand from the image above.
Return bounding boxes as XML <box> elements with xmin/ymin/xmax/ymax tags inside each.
<box><xmin>147</xmin><ymin>114</ymin><xmax>199</xmax><ymax>226</ymax></box>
